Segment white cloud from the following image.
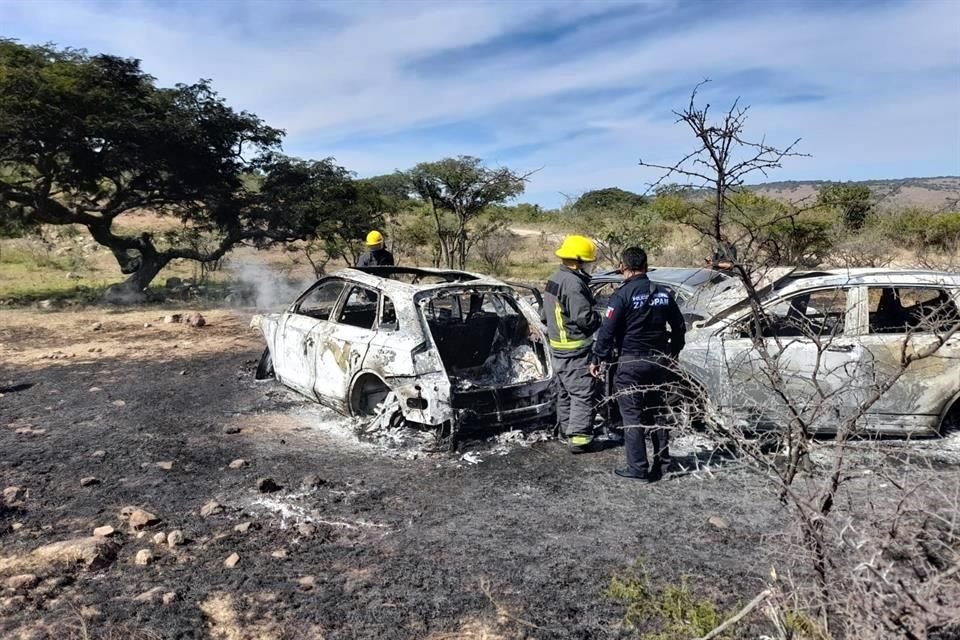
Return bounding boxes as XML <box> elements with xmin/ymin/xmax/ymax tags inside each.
<box><xmin>2</xmin><ymin>0</ymin><xmax>958</xmax><ymax>205</ymax></box>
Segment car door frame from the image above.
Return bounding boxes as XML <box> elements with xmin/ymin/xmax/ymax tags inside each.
<box><xmin>273</xmin><ymin>277</ymin><xmax>348</xmax><ymax>399</ymax></box>
<box><xmin>703</xmin><ymin>285</ymin><xmax>864</xmax><ymax>431</ymax></box>
<box><xmin>852</xmin><ymin>282</ymin><xmax>960</xmax><ymax>434</ymax></box>
<box><xmin>310</xmin><ymin>283</ymin><xmax>381</xmax><ymax>412</ymax></box>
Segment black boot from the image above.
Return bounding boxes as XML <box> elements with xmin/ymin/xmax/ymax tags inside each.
<box><xmin>614</xmin><ymin>466</ymin><xmax>651</xmax><ymax>481</ymax></box>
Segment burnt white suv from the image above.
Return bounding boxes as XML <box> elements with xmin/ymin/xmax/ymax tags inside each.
<box><xmin>252</xmin><ymin>267</ymin><xmax>554</xmax><ymax>442</ymax></box>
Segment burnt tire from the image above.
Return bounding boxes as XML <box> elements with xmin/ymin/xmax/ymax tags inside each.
<box><xmin>351</xmin><ymin>375</ymin><xmax>392</xmax><ymax>417</ymax></box>
<box><xmin>938</xmin><ymin>401</ymin><xmax>960</xmax><ymax>436</ymax></box>
<box><xmin>255</xmin><ymin>347</ymin><xmax>274</xmax><ymax>380</ymax></box>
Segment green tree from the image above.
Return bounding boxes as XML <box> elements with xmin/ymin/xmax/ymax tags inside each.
<box><xmin>407</xmin><ymin>156</ymin><xmax>529</xmax><ymax>269</ymax></box>
<box><xmin>569</xmin><ymin>195</ymin><xmax>668</xmax><ymax>267</ymax></box>
<box><xmin>572</xmin><ymin>187</ymin><xmax>646</xmax><ymax>212</ymax></box>
<box><xmin>255</xmin><ymin>156</ymin><xmax>382</xmax><ymax>269</ymax></box>
<box><xmin>0</xmin><ymin>40</ymin><xmax>347</xmax><ymax>299</ymax></box>
<box><xmin>816</xmin><ymin>182</ymin><xmax>873</xmax><ymax>230</ymax></box>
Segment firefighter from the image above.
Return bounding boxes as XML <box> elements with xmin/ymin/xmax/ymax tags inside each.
<box><xmin>357</xmin><ymin>231</ymin><xmax>395</xmax><ymax>267</ymax></box>
<box><xmin>544</xmin><ymin>235</ymin><xmax>603</xmax><ymax>453</ymax></box>
<box><xmin>590</xmin><ymin>247</ymin><xmax>686</xmax><ymax>481</ymax></box>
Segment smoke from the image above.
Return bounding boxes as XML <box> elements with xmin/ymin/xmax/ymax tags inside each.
<box><xmin>227</xmin><ymin>261</ymin><xmax>314</xmax><ymax>311</ymax></box>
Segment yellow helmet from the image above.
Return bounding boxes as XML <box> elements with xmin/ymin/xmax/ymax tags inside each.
<box><xmin>555</xmin><ymin>235</ymin><xmax>596</xmax><ymax>262</ymax></box>
<box><xmin>365</xmin><ymin>230</ymin><xmax>384</xmax><ymax>248</ymax></box>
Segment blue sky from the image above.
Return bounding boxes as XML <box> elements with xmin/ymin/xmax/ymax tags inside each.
<box><xmin>2</xmin><ymin>0</ymin><xmax>959</xmax><ymax>206</ymax></box>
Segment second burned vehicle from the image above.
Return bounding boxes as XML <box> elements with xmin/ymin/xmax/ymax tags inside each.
<box><xmin>252</xmin><ymin>267</ymin><xmax>554</xmax><ymax>445</ymax></box>
<box><xmin>590</xmin><ymin>266</ymin><xmax>960</xmax><ymax>438</ymax></box>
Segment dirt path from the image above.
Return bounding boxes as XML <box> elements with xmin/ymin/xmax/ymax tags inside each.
<box><xmin>1</xmin><ymin>307</ymin><xmax>956</xmax><ymax>639</ymax></box>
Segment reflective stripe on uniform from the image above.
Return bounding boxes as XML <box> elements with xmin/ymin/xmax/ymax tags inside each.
<box><xmin>551</xmin><ymin>295</ymin><xmax>591</xmax><ymax>350</ymax></box>
<box><xmin>553</xmin><ymin>302</ymin><xmax>567</xmax><ymax>344</ymax></box>
<box><xmin>549</xmin><ymin>338</ymin><xmax>590</xmax><ymax>350</ymax></box>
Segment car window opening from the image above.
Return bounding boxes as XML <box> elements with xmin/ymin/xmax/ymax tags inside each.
<box><xmin>737</xmin><ymin>288</ymin><xmax>849</xmax><ymax>340</ymax></box>
<box><xmin>422</xmin><ymin>290</ymin><xmax>549</xmax><ymax>390</ymax></box>
<box><xmin>297</xmin><ymin>280</ymin><xmax>346</xmax><ymax>321</ymax></box>
<box><xmin>337</xmin><ymin>286</ymin><xmax>379</xmax><ymax>330</ymax></box>
<box><xmin>868</xmin><ymin>286</ymin><xmax>960</xmax><ymax>334</ymax></box>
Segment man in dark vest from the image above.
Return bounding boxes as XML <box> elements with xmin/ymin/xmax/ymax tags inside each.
<box><xmin>591</xmin><ymin>247</ymin><xmax>686</xmax><ymax>481</ymax></box>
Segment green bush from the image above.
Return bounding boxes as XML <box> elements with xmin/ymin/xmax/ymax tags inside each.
<box><xmin>606</xmin><ymin>567</ymin><xmax>732</xmax><ymax>639</ymax></box>
<box><xmin>879</xmin><ymin>209</ymin><xmax>960</xmax><ymax>252</ymax></box>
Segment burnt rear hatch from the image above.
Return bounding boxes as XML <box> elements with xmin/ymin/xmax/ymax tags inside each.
<box><xmin>420</xmin><ymin>286</ymin><xmax>554</xmax><ymax>427</ymax></box>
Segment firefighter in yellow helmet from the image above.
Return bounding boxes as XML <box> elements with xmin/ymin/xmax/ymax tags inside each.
<box><xmin>357</xmin><ymin>230</ymin><xmax>395</xmax><ymax>267</ymax></box>
<box><xmin>544</xmin><ymin>235</ymin><xmax>602</xmax><ymax>452</ymax></box>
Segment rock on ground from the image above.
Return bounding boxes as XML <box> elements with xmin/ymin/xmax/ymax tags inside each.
<box><xmin>184</xmin><ymin>313</ymin><xmax>206</xmax><ymax>327</ymax></box>
<box><xmin>3</xmin><ymin>574</ymin><xmax>39</xmax><ymax>591</ymax></box>
<box><xmin>167</xmin><ymin>530</ymin><xmax>185</xmax><ymax>547</ymax></box>
<box><xmin>297</xmin><ymin>576</ymin><xmax>316</xmax><ymax>591</ymax></box>
<box><xmin>3</xmin><ymin>486</ymin><xmax>22</xmax><ymax>504</ymax></box>
<box><xmin>25</xmin><ymin>536</ymin><xmax>119</xmax><ymax>571</ymax></box>
<box><xmin>93</xmin><ymin>526</ymin><xmax>116</xmax><ymax>538</ymax></box>
<box><xmin>121</xmin><ymin>507</ymin><xmax>161</xmax><ymax>530</ymax></box>
<box><xmin>224</xmin><ymin>553</ymin><xmax>240</xmax><ymax>568</ymax></box>
<box><xmin>228</xmin><ymin>459</ymin><xmax>247</xmax><ymax>469</ymax></box>
<box><xmin>134</xmin><ymin>549</ymin><xmax>154</xmax><ymax>566</ymax></box>
<box><xmin>134</xmin><ymin>587</ymin><xmax>165</xmax><ymax>604</ymax></box>
<box><xmin>200</xmin><ymin>501</ymin><xmax>224</xmax><ymax>517</ymax></box>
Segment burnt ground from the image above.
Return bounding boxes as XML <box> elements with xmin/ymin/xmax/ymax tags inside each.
<box><xmin>1</xmin><ymin>308</ymin><xmax>958</xmax><ymax>639</ymax></box>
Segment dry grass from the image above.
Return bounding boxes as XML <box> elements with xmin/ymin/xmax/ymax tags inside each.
<box><xmin>0</xmin><ymin>307</ymin><xmax>260</xmax><ymax>369</ymax></box>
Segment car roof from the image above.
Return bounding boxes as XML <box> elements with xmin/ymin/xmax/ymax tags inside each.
<box><xmin>706</xmin><ymin>268</ymin><xmax>960</xmax><ymax>324</ymax></box>
<box><xmin>324</xmin><ymin>266</ymin><xmax>512</xmax><ymax>295</ymax></box>
<box><xmin>591</xmin><ymin>267</ymin><xmax>725</xmax><ymax>292</ymax></box>
<box><xmin>774</xmin><ymin>268</ymin><xmax>960</xmax><ymax>296</ymax></box>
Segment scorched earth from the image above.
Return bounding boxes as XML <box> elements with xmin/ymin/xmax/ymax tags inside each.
<box><xmin>1</xmin><ymin>307</ymin><xmax>957</xmax><ymax>639</ymax></box>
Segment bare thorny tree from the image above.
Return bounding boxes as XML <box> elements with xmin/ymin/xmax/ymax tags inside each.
<box><xmin>640</xmin><ymin>80</ymin><xmax>808</xmax><ymax>261</ymax></box>
<box><xmin>621</xmin><ymin>83</ymin><xmax>960</xmax><ymax>639</ymax></box>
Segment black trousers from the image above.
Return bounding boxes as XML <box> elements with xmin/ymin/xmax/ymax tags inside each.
<box><xmin>615</xmin><ymin>355</ymin><xmax>671</xmax><ymax>473</ymax></box>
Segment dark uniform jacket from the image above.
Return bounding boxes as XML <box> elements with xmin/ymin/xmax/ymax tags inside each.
<box><xmin>593</xmin><ymin>275</ymin><xmax>686</xmax><ymax>361</ymax></box>
<box><xmin>544</xmin><ymin>266</ymin><xmax>602</xmax><ymax>358</ymax></box>
<box><xmin>357</xmin><ymin>248</ymin><xmax>395</xmax><ymax>267</ymax></box>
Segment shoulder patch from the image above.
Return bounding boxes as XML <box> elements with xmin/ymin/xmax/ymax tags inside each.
<box><xmin>605</xmin><ymin>306</ymin><xmax>615</xmax><ymax>319</ymax></box>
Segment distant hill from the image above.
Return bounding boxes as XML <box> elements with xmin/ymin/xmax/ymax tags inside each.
<box><xmin>750</xmin><ymin>176</ymin><xmax>960</xmax><ymax>212</ymax></box>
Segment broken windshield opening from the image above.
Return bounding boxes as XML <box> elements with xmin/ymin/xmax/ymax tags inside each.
<box><xmin>420</xmin><ymin>289</ymin><xmax>549</xmax><ymax>391</ymax></box>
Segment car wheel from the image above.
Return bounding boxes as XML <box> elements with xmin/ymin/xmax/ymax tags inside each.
<box><xmin>938</xmin><ymin>401</ymin><xmax>960</xmax><ymax>436</ymax></box>
<box><xmin>351</xmin><ymin>374</ymin><xmax>392</xmax><ymax>417</ymax></box>
<box><xmin>255</xmin><ymin>347</ymin><xmax>274</xmax><ymax>380</ymax></box>
<box><xmin>355</xmin><ymin>391</ymin><xmax>406</xmax><ymax>438</ymax></box>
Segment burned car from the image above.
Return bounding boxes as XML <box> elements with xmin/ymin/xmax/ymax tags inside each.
<box><xmin>678</xmin><ymin>268</ymin><xmax>960</xmax><ymax>436</ymax></box>
<box><xmin>251</xmin><ymin>267</ymin><xmax>554</xmax><ymax>443</ymax></box>
<box><xmin>590</xmin><ymin>267</ymin><xmax>735</xmax><ymax>323</ymax></box>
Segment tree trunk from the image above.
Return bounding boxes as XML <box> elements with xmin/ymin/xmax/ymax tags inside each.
<box><xmin>714</xmin><ymin>175</ymin><xmax>725</xmax><ymax>242</ymax></box>
<box><xmin>104</xmin><ymin>253</ymin><xmax>168</xmax><ymax>304</ymax></box>
<box><xmin>455</xmin><ymin>213</ymin><xmax>468</xmax><ymax>270</ymax></box>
